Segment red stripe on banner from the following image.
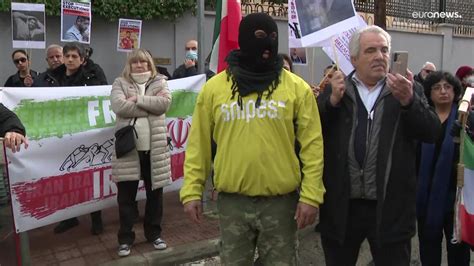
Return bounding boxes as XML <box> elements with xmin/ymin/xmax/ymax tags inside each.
<box><xmin>64</xmin><ymin>10</ymin><xmax>89</xmax><ymax>17</ymax></box>
<box><xmin>171</xmin><ymin>152</ymin><xmax>185</xmax><ymax>181</ymax></box>
<box><xmin>11</xmin><ymin>166</ymin><xmax>111</xmax><ymax>219</ymax></box>
<box><xmin>460</xmin><ymin>204</ymin><xmax>474</xmax><ymax>246</ymax></box>
<box><xmin>217</xmin><ymin>1</ymin><xmax>241</xmax><ymax>72</ymax></box>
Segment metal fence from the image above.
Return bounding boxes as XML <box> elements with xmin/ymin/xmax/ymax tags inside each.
<box><xmin>205</xmin><ymin>0</ymin><xmax>473</xmax><ymax>36</ymax></box>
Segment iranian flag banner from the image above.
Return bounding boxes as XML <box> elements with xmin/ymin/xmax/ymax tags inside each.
<box><xmin>461</xmin><ymin>133</ymin><xmax>474</xmax><ymax>246</ymax></box>
<box><xmin>209</xmin><ymin>0</ymin><xmax>241</xmax><ymax>74</ymax></box>
<box><xmin>165</xmin><ymin>75</ymin><xmax>206</xmax><ymax>188</ymax></box>
<box><xmin>1</xmin><ymin>75</ymin><xmax>205</xmax><ymax>232</ymax></box>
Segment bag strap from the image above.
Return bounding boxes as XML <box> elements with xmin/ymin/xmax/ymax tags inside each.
<box><xmin>130</xmin><ymin>117</ymin><xmax>138</xmax><ymax>126</ymax></box>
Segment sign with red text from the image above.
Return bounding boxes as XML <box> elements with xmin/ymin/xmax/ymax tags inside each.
<box><xmin>1</xmin><ymin>75</ymin><xmax>205</xmax><ymax>232</ymax></box>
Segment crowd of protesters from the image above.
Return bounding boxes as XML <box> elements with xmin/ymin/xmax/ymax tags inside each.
<box><xmin>2</xmin><ymin>12</ymin><xmax>474</xmax><ymax>265</ymax></box>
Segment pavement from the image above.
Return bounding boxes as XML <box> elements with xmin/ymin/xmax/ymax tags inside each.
<box><xmin>1</xmin><ymin>190</ymin><xmax>473</xmax><ymax>266</ymax></box>
<box><xmin>0</xmin><ymin>191</ymin><xmax>220</xmax><ymax>266</ymax></box>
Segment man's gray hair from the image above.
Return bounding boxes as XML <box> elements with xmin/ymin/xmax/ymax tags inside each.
<box><xmin>46</xmin><ymin>44</ymin><xmax>62</xmax><ymax>54</ymax></box>
<box><xmin>422</xmin><ymin>61</ymin><xmax>435</xmax><ymax>68</ymax></box>
<box><xmin>349</xmin><ymin>25</ymin><xmax>391</xmax><ymax>58</ymax></box>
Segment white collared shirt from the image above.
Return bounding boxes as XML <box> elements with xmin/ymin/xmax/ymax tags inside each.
<box><xmin>351</xmin><ymin>74</ymin><xmax>385</xmax><ymax>117</ymax></box>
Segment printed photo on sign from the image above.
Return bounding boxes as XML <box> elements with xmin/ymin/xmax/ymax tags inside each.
<box><xmin>289</xmin><ymin>47</ymin><xmax>307</xmax><ymax>65</ymax></box>
<box><xmin>61</xmin><ymin>0</ymin><xmax>91</xmax><ymax>44</ymax></box>
<box><xmin>296</xmin><ymin>0</ymin><xmax>358</xmax><ymax>47</ymax></box>
<box><xmin>11</xmin><ymin>3</ymin><xmax>46</xmax><ymax>49</ymax></box>
<box><xmin>117</xmin><ymin>19</ymin><xmax>142</xmax><ymax>52</ymax></box>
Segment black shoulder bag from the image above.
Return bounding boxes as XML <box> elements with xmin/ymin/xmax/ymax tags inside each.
<box><xmin>114</xmin><ymin>117</ymin><xmax>138</xmax><ymax>158</ymax></box>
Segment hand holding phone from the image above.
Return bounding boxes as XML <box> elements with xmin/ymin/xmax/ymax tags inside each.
<box><xmin>390</xmin><ymin>51</ymin><xmax>408</xmax><ymax>76</ymax></box>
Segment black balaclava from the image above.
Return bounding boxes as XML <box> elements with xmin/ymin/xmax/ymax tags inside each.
<box><xmin>238</xmin><ymin>13</ymin><xmax>279</xmax><ymax>72</ymax></box>
<box><xmin>225</xmin><ymin>13</ymin><xmax>283</xmax><ymax>108</ymax></box>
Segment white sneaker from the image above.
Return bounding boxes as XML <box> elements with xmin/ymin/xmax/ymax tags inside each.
<box><xmin>153</xmin><ymin>238</ymin><xmax>167</xmax><ymax>250</ymax></box>
<box><xmin>118</xmin><ymin>244</ymin><xmax>131</xmax><ymax>257</ymax></box>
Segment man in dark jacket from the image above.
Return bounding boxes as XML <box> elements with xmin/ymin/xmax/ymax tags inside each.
<box><xmin>0</xmin><ymin>104</ymin><xmax>28</xmax><ymax>153</ymax></box>
<box><xmin>46</xmin><ymin>42</ymin><xmax>107</xmax><ymax>235</ymax></box>
<box><xmin>413</xmin><ymin>61</ymin><xmax>436</xmax><ymax>84</ymax></box>
<box><xmin>317</xmin><ymin>25</ymin><xmax>440</xmax><ymax>265</ymax></box>
<box><xmin>33</xmin><ymin>44</ymin><xmax>64</xmax><ymax>87</ymax></box>
<box><xmin>172</xmin><ymin>39</ymin><xmax>214</xmax><ymax>80</ymax></box>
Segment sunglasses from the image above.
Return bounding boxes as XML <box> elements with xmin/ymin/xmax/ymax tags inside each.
<box><xmin>13</xmin><ymin>58</ymin><xmax>27</xmax><ymax>64</ymax></box>
<box><xmin>423</xmin><ymin>69</ymin><xmax>434</xmax><ymax>74</ymax></box>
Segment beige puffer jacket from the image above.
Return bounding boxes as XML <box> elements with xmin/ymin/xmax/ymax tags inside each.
<box><xmin>110</xmin><ymin>74</ymin><xmax>171</xmax><ymax>190</ymax></box>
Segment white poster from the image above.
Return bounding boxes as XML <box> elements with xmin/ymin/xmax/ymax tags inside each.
<box><xmin>117</xmin><ymin>19</ymin><xmax>142</xmax><ymax>52</ymax></box>
<box><xmin>321</xmin><ymin>16</ymin><xmax>367</xmax><ymax>75</ymax></box>
<box><xmin>2</xmin><ymin>75</ymin><xmax>206</xmax><ymax>232</ymax></box>
<box><xmin>288</xmin><ymin>0</ymin><xmax>303</xmax><ymax>48</ymax></box>
<box><xmin>295</xmin><ymin>0</ymin><xmax>359</xmax><ymax>47</ymax></box>
<box><xmin>61</xmin><ymin>0</ymin><xmax>91</xmax><ymax>44</ymax></box>
<box><xmin>11</xmin><ymin>3</ymin><xmax>46</xmax><ymax>49</ymax></box>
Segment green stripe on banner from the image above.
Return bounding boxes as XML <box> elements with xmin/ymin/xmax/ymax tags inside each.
<box><xmin>464</xmin><ymin>132</ymin><xmax>474</xmax><ymax>170</ymax></box>
<box><xmin>166</xmin><ymin>90</ymin><xmax>198</xmax><ymax>118</ymax></box>
<box><xmin>14</xmin><ymin>96</ymin><xmax>114</xmax><ymax>140</ymax></box>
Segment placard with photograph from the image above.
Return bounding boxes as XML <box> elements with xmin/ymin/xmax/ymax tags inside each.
<box><xmin>61</xmin><ymin>0</ymin><xmax>91</xmax><ymax>44</ymax></box>
<box><xmin>11</xmin><ymin>2</ymin><xmax>46</xmax><ymax>49</ymax></box>
<box><xmin>295</xmin><ymin>0</ymin><xmax>358</xmax><ymax>47</ymax></box>
<box><xmin>117</xmin><ymin>19</ymin><xmax>142</xmax><ymax>52</ymax></box>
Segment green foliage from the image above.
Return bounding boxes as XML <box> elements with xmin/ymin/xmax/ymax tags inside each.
<box><xmin>0</xmin><ymin>0</ymin><xmax>197</xmax><ymax>21</ymax></box>
<box><xmin>0</xmin><ymin>0</ymin><xmax>287</xmax><ymax>20</ymax></box>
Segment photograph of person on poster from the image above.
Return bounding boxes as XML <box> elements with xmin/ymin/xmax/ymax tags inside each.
<box><xmin>12</xmin><ymin>11</ymin><xmax>45</xmax><ymax>41</ymax></box>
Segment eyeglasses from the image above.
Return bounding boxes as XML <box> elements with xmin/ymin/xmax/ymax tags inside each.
<box><xmin>432</xmin><ymin>83</ymin><xmax>453</xmax><ymax>91</ymax></box>
<box><xmin>13</xmin><ymin>58</ymin><xmax>27</xmax><ymax>65</ymax></box>
<box><xmin>185</xmin><ymin>47</ymin><xmax>197</xmax><ymax>51</ymax></box>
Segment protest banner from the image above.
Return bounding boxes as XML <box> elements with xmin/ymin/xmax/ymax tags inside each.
<box><xmin>11</xmin><ymin>2</ymin><xmax>46</xmax><ymax>49</ymax></box>
<box><xmin>61</xmin><ymin>0</ymin><xmax>91</xmax><ymax>44</ymax></box>
<box><xmin>2</xmin><ymin>74</ymin><xmax>205</xmax><ymax>232</ymax></box>
<box><xmin>117</xmin><ymin>18</ymin><xmax>142</xmax><ymax>52</ymax></box>
<box><xmin>295</xmin><ymin>0</ymin><xmax>359</xmax><ymax>47</ymax></box>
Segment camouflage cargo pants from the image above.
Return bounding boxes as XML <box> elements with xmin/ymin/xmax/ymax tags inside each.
<box><xmin>217</xmin><ymin>191</ymin><xmax>299</xmax><ymax>266</ymax></box>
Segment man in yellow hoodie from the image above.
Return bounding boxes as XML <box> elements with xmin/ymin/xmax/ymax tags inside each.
<box><xmin>180</xmin><ymin>13</ymin><xmax>325</xmax><ymax>265</ymax></box>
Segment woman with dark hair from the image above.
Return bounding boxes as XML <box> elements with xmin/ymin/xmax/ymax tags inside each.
<box><xmin>4</xmin><ymin>49</ymin><xmax>38</xmax><ymax>87</ymax></box>
<box><xmin>111</xmin><ymin>48</ymin><xmax>171</xmax><ymax>257</ymax></box>
<box><xmin>417</xmin><ymin>71</ymin><xmax>470</xmax><ymax>265</ymax></box>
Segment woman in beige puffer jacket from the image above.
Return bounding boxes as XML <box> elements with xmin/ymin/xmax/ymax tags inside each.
<box><xmin>110</xmin><ymin>49</ymin><xmax>171</xmax><ymax>257</ymax></box>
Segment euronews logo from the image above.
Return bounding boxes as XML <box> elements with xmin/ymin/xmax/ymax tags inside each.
<box><xmin>412</xmin><ymin>11</ymin><xmax>462</xmax><ymax>19</ymax></box>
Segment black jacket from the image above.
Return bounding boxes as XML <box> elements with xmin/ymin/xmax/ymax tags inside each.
<box><xmin>35</xmin><ymin>64</ymin><xmax>107</xmax><ymax>87</ymax></box>
<box><xmin>172</xmin><ymin>64</ymin><xmax>214</xmax><ymax>80</ymax></box>
<box><xmin>0</xmin><ymin>103</ymin><xmax>25</xmax><ymax>137</ymax></box>
<box><xmin>4</xmin><ymin>70</ymin><xmax>38</xmax><ymax>87</ymax></box>
<box><xmin>317</xmin><ymin>73</ymin><xmax>440</xmax><ymax>245</ymax></box>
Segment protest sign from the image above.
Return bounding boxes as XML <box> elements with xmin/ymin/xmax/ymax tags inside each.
<box><xmin>61</xmin><ymin>0</ymin><xmax>91</xmax><ymax>44</ymax></box>
<box><xmin>117</xmin><ymin>19</ymin><xmax>142</xmax><ymax>52</ymax></box>
<box><xmin>11</xmin><ymin>2</ymin><xmax>46</xmax><ymax>49</ymax></box>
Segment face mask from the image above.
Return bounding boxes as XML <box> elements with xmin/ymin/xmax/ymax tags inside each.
<box><xmin>465</xmin><ymin>76</ymin><xmax>474</xmax><ymax>87</ymax></box>
<box><xmin>185</xmin><ymin>50</ymin><xmax>198</xmax><ymax>61</ymax></box>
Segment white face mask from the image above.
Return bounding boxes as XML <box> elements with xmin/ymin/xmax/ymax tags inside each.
<box><xmin>465</xmin><ymin>75</ymin><xmax>474</xmax><ymax>87</ymax></box>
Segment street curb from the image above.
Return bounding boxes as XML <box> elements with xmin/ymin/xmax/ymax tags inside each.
<box><xmin>100</xmin><ymin>238</ymin><xmax>220</xmax><ymax>266</ymax></box>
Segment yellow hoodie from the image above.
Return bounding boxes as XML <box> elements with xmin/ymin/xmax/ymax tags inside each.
<box><xmin>180</xmin><ymin>70</ymin><xmax>325</xmax><ymax>207</ymax></box>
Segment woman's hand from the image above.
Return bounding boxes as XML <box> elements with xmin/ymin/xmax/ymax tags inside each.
<box><xmin>126</xmin><ymin>95</ymin><xmax>137</xmax><ymax>103</ymax></box>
